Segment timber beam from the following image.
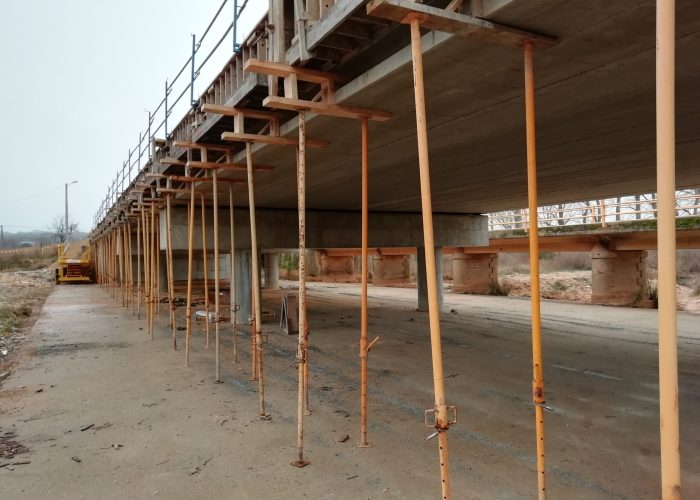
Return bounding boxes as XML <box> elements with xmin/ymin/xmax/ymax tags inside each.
<box><xmin>366</xmin><ymin>0</ymin><xmax>557</xmax><ymax>49</ymax></box>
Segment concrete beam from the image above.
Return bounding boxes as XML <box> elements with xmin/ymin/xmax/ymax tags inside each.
<box><xmin>162</xmin><ymin>208</ymin><xmax>487</xmax><ymax>251</ymax></box>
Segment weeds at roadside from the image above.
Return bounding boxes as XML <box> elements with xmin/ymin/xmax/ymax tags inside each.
<box><xmin>488</xmin><ymin>281</ymin><xmax>511</xmax><ymax>296</ymax></box>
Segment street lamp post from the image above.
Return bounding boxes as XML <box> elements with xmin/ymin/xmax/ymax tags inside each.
<box><xmin>65</xmin><ymin>180</ymin><xmax>78</xmax><ymax>242</ymax></box>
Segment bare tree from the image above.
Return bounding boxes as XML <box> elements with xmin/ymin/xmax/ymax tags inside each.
<box><xmin>48</xmin><ymin>215</ymin><xmax>79</xmax><ymax>243</ymax></box>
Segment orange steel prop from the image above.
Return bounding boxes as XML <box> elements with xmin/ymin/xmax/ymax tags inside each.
<box><xmin>246</xmin><ymin>142</ymin><xmax>266</xmax><ymax>415</ymax></box>
<box><xmin>213</xmin><ymin>170</ymin><xmax>221</xmax><ymax>382</ymax></box>
<box><xmin>201</xmin><ymin>193</ymin><xmax>211</xmax><ymax>349</ymax></box>
<box><xmin>407</xmin><ymin>16</ymin><xmax>451</xmax><ymax>499</ymax></box>
<box><xmin>524</xmin><ymin>40</ymin><xmax>547</xmax><ymax>499</ymax></box>
<box><xmin>292</xmin><ymin>111</ymin><xmax>310</xmax><ymax>468</ymax></box>
<box><xmin>656</xmin><ymin>0</ymin><xmax>681</xmax><ymax>497</ymax></box>
<box><xmin>185</xmin><ymin>180</ymin><xmax>195</xmax><ymax>367</ymax></box>
<box><xmin>229</xmin><ymin>185</ymin><xmax>238</xmax><ymax>363</ymax></box>
<box><xmin>359</xmin><ymin>117</ymin><xmax>371</xmax><ymax>448</ymax></box>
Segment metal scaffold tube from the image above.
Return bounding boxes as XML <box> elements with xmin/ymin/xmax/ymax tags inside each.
<box><xmin>524</xmin><ymin>39</ymin><xmax>547</xmax><ymax>500</ymax></box>
<box><xmin>407</xmin><ymin>16</ymin><xmax>451</xmax><ymax>500</ymax></box>
<box><xmin>656</xmin><ymin>0</ymin><xmax>681</xmax><ymax>497</ymax></box>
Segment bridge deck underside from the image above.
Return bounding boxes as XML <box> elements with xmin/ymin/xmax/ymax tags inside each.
<box><xmin>160</xmin><ymin>0</ymin><xmax>700</xmax><ymax>216</ymax></box>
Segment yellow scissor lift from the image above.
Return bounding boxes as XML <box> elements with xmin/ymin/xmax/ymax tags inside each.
<box><xmin>56</xmin><ymin>240</ymin><xmax>92</xmax><ymax>284</ymax></box>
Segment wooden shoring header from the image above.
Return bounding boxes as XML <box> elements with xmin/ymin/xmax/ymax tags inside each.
<box><xmin>185</xmin><ymin>160</ymin><xmax>275</xmax><ymax>172</ymax></box>
<box><xmin>366</xmin><ymin>0</ymin><xmax>557</xmax><ymax>49</ymax></box>
<box><xmin>243</xmin><ymin>59</ymin><xmax>348</xmax><ymax>85</ymax></box>
<box><xmin>262</xmin><ymin>96</ymin><xmax>391</xmax><ymax>121</ymax></box>
<box><xmin>221</xmin><ymin>132</ymin><xmax>329</xmax><ymax>148</ymax></box>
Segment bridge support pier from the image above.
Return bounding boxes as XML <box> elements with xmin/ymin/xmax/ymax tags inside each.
<box><xmin>263</xmin><ymin>252</ymin><xmax>280</xmax><ymax>289</ymax></box>
<box><xmin>590</xmin><ymin>244</ymin><xmax>648</xmax><ymax>306</ymax></box>
<box><xmin>319</xmin><ymin>252</ymin><xmax>357</xmax><ymax>282</ymax></box>
<box><xmin>451</xmin><ymin>253</ymin><xmax>498</xmax><ymax>294</ymax></box>
<box><xmin>372</xmin><ymin>254</ymin><xmax>411</xmax><ymax>286</ymax></box>
<box><xmin>417</xmin><ymin>247</ymin><xmax>443</xmax><ymax>313</ymax></box>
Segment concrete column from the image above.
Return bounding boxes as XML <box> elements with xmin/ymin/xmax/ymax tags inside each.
<box><xmin>263</xmin><ymin>253</ymin><xmax>280</xmax><ymax>289</ymax></box>
<box><xmin>452</xmin><ymin>253</ymin><xmax>498</xmax><ymax>294</ymax></box>
<box><xmin>319</xmin><ymin>252</ymin><xmax>356</xmax><ymax>282</ymax></box>
<box><xmin>590</xmin><ymin>244</ymin><xmax>648</xmax><ymax>306</ymax></box>
<box><xmin>372</xmin><ymin>254</ymin><xmax>411</xmax><ymax>286</ymax></box>
<box><xmin>234</xmin><ymin>250</ymin><xmax>253</xmax><ymax>325</ymax></box>
<box><xmin>417</xmin><ymin>247</ymin><xmax>443</xmax><ymax>312</ymax></box>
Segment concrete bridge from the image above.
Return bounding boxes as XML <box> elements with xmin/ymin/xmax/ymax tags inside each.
<box><xmin>88</xmin><ymin>1</ymin><xmax>695</xmax><ymax>498</ymax></box>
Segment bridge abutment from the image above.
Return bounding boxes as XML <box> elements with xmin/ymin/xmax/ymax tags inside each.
<box><xmin>590</xmin><ymin>244</ymin><xmax>648</xmax><ymax>306</ymax></box>
<box><xmin>372</xmin><ymin>254</ymin><xmax>412</xmax><ymax>286</ymax></box>
<box><xmin>451</xmin><ymin>253</ymin><xmax>499</xmax><ymax>294</ymax></box>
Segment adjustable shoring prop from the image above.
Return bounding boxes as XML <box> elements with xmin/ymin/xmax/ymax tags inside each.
<box><xmin>213</xmin><ymin>169</ymin><xmax>222</xmax><ymax>382</ymax></box>
<box><xmin>127</xmin><ymin>221</ymin><xmax>133</xmax><ymax>310</ymax></box>
<box><xmin>656</xmin><ymin>0</ymin><xmax>681</xmax><ymax>497</ymax></box>
<box><xmin>229</xmin><ymin>184</ymin><xmax>238</xmax><ymax>363</ymax></box>
<box><xmin>137</xmin><ymin>214</ymin><xmax>142</xmax><ymax>319</ymax></box>
<box><xmin>119</xmin><ymin>224</ymin><xmax>125</xmax><ymax>307</ymax></box>
<box><xmin>358</xmin><ymin>117</ymin><xmax>373</xmax><ymax>449</ymax></box>
<box><xmin>292</xmin><ymin>110</ymin><xmax>310</xmax><ymax>468</ymax></box>
<box><xmin>245</xmin><ymin>141</ymin><xmax>266</xmax><ymax>416</ymax></box>
<box><xmin>524</xmin><ymin>39</ymin><xmax>547</xmax><ymax>499</ymax></box>
<box><xmin>406</xmin><ymin>14</ymin><xmax>452</xmax><ymax>499</ymax></box>
<box><xmin>155</xmin><ymin>209</ymin><xmax>161</xmax><ymax>319</ymax></box>
<box><xmin>166</xmin><ymin>194</ymin><xmax>177</xmax><ymax>349</ymax></box>
<box><xmin>185</xmin><ymin>163</ymin><xmax>196</xmax><ymax>367</ymax></box>
<box><xmin>201</xmin><ymin>192</ymin><xmax>212</xmax><ymax>349</ymax></box>
<box><xmin>142</xmin><ymin>204</ymin><xmax>150</xmax><ymax>331</ymax></box>
<box><xmin>150</xmin><ymin>201</ymin><xmax>156</xmax><ymax>340</ymax></box>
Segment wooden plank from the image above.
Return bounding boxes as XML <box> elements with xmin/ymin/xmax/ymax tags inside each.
<box><xmin>243</xmin><ymin>58</ymin><xmax>347</xmax><ymax>84</ymax></box>
<box><xmin>167</xmin><ymin>175</ymin><xmax>246</xmax><ymax>184</ymax></box>
<box><xmin>186</xmin><ymin>160</ymin><xmax>275</xmax><ymax>172</ymax></box>
<box><xmin>160</xmin><ymin>157</ymin><xmax>186</xmax><ymax>166</ymax></box>
<box><xmin>262</xmin><ymin>96</ymin><xmax>391</xmax><ymax>121</ymax></box>
<box><xmin>366</xmin><ymin>0</ymin><xmax>557</xmax><ymax>49</ymax></box>
<box><xmin>221</xmin><ymin>132</ymin><xmax>329</xmax><ymax>148</ymax></box>
<box><xmin>172</xmin><ymin>140</ymin><xmax>234</xmax><ymax>153</ymax></box>
<box><xmin>200</xmin><ymin>103</ymin><xmax>281</xmax><ymax>121</ymax></box>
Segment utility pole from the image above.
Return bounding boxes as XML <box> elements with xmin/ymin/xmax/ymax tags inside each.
<box><xmin>1</xmin><ymin>225</ymin><xmax>4</xmax><ymax>248</ymax></box>
<box><xmin>65</xmin><ymin>181</ymin><xmax>78</xmax><ymax>242</ymax></box>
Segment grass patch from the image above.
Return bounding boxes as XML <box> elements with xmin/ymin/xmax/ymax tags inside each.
<box><xmin>488</xmin><ymin>281</ymin><xmax>511</xmax><ymax>296</ymax></box>
<box><xmin>0</xmin><ymin>248</ymin><xmax>55</xmax><ymax>271</ymax></box>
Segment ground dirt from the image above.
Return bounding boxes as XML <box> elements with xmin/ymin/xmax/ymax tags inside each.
<box><xmin>0</xmin><ymin>283</ymin><xmax>698</xmax><ymax>499</ymax></box>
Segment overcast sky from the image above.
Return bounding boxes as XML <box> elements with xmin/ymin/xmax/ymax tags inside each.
<box><xmin>0</xmin><ymin>0</ymin><xmax>267</xmax><ymax>234</ymax></box>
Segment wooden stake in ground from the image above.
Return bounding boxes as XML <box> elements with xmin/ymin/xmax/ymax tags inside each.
<box><xmin>292</xmin><ymin>111</ymin><xmax>310</xmax><ymax>468</ymax></box>
<box><xmin>407</xmin><ymin>15</ymin><xmax>452</xmax><ymax>499</ymax></box>
<box><xmin>524</xmin><ymin>40</ymin><xmax>547</xmax><ymax>500</ymax></box>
